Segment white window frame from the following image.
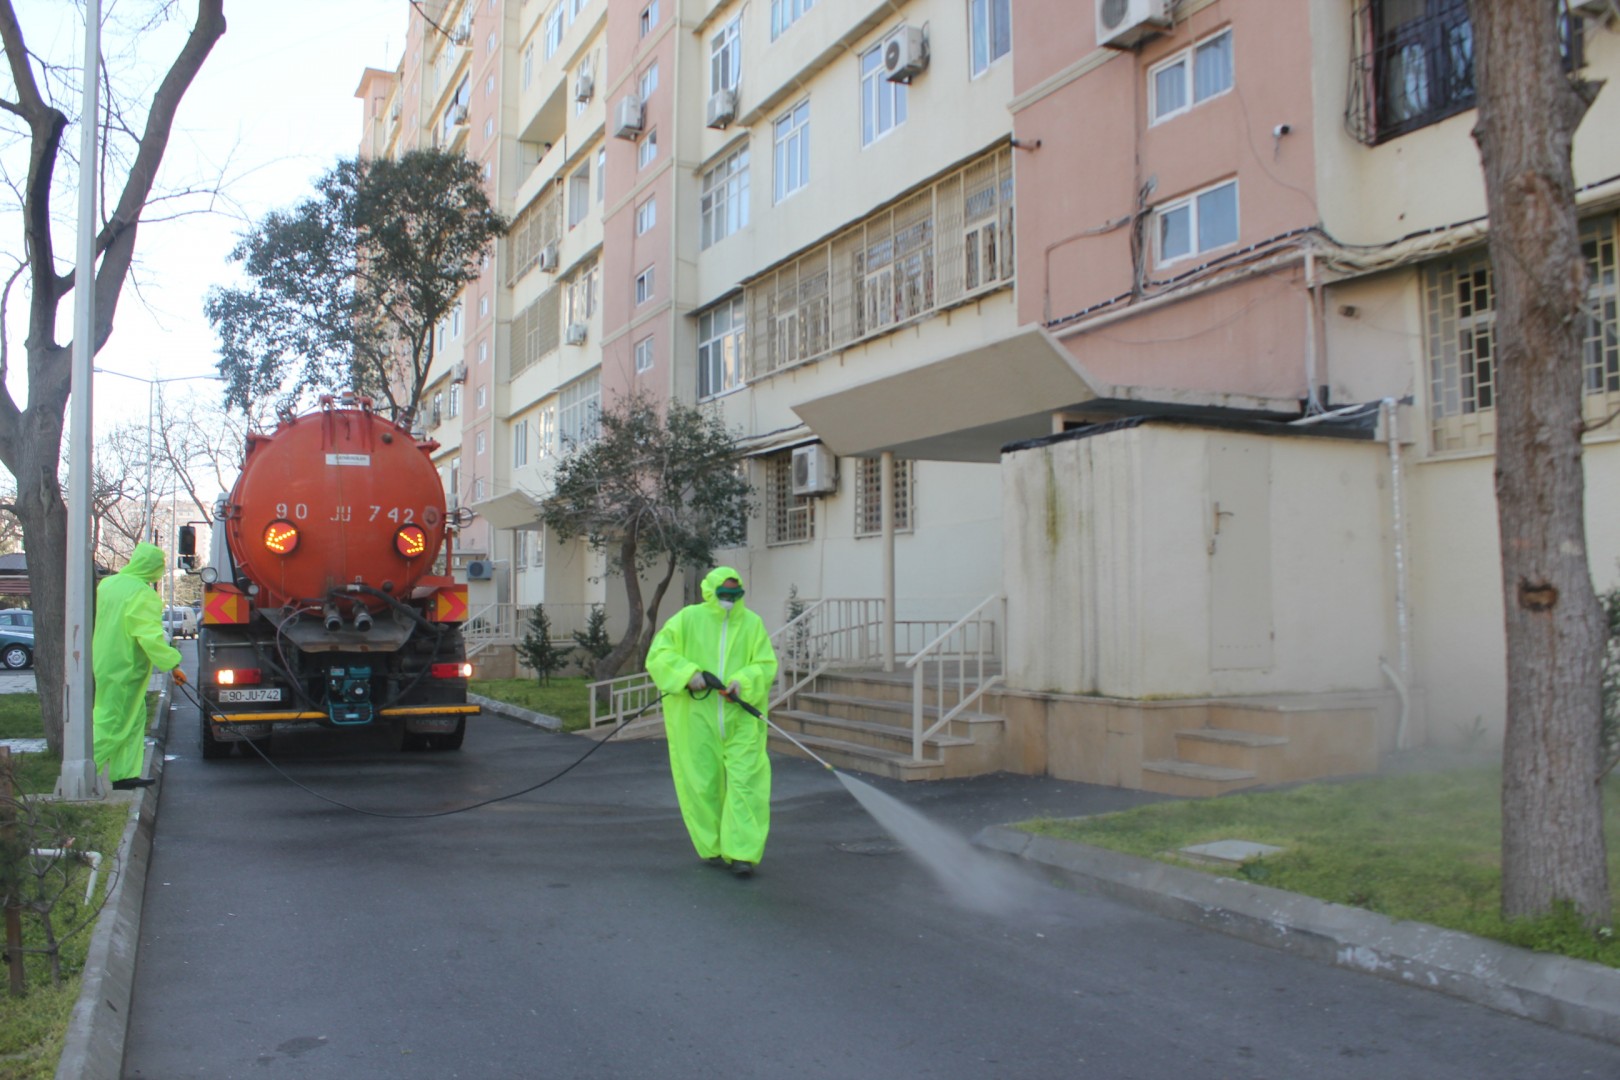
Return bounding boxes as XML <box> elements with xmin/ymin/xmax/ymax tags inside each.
<box><xmin>635</xmin><ymin>336</ymin><xmax>654</xmax><ymax>374</ymax></box>
<box><xmin>701</xmin><ymin>145</ymin><xmax>750</xmax><ymax>250</ymax></box>
<box><xmin>771</xmin><ymin>0</ymin><xmax>815</xmax><ymax>41</ymax></box>
<box><xmin>860</xmin><ymin>35</ymin><xmax>908</xmax><ymax>147</ymax></box>
<box><xmin>773</xmin><ymin>99</ymin><xmax>810</xmax><ymax>204</ymax></box>
<box><xmin>639</xmin><ymin>0</ymin><xmax>658</xmax><ymax>37</ymax></box>
<box><xmin>559</xmin><ymin>374</ymin><xmax>601</xmax><ymax>448</ymax></box>
<box><xmin>635</xmin><ymin>195</ymin><xmax>657</xmax><ymax>236</ymax></box>
<box><xmin>635</xmin><ymin>266</ymin><xmax>655</xmax><ymax>305</ymax></box>
<box><xmin>638</xmin><ymin>128</ymin><xmax>658</xmax><ymax>169</ymax></box>
<box><xmin>597</xmin><ymin>147</ymin><xmax>606</xmax><ymax>201</ymax></box>
<box><xmin>476</xmin><ymin>431</ymin><xmax>487</xmax><ymax>456</ymax></box>
<box><xmin>544</xmin><ymin>5</ymin><xmax>564</xmax><ymax>59</ymax></box>
<box><xmin>638</xmin><ymin>62</ymin><xmax>659</xmax><ymax>102</ymax></box>
<box><xmin>1149</xmin><ymin>28</ymin><xmax>1234</xmax><ymax>125</ymax></box>
<box><xmin>522</xmin><ymin>42</ymin><xmax>534</xmax><ymax>88</ymax></box>
<box><xmin>568</xmin><ymin>163</ymin><xmax>591</xmax><ymax>228</ymax></box>
<box><xmin>698</xmin><ymin>295</ymin><xmax>747</xmax><ymax>399</ymax></box>
<box><xmin>1154</xmin><ymin>179</ymin><xmax>1239</xmax><ymax>266</ymax></box>
<box><xmin>513</xmin><ymin>418</ymin><xmax>530</xmax><ymax>468</ymax></box>
<box><xmin>969</xmin><ymin>0</ymin><xmax>1011</xmax><ymax>78</ymax></box>
<box><xmin>711</xmin><ymin>17</ymin><xmax>741</xmax><ymax>95</ymax></box>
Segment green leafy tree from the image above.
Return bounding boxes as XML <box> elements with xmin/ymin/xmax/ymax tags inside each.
<box><xmin>0</xmin><ymin>2</ymin><xmax>226</xmax><ymax>753</ymax></box>
<box><xmin>542</xmin><ymin>394</ymin><xmax>754</xmax><ymax>681</ymax></box>
<box><xmin>517</xmin><ymin>604</ymin><xmax>566</xmax><ymax>685</ymax></box>
<box><xmin>206</xmin><ymin>148</ymin><xmax>507</xmax><ymax>422</ymax></box>
<box><xmin>570</xmin><ymin>604</ymin><xmax>613</xmax><ymax>670</ymax></box>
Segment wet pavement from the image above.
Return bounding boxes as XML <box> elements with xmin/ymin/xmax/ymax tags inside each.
<box><xmin>120</xmin><ymin>691</ymin><xmax>1620</xmax><ymax>1080</ymax></box>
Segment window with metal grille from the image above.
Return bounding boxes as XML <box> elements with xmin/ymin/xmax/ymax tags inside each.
<box><xmin>507</xmin><ymin>188</ymin><xmax>562</xmax><ymax>283</ymax></box>
<box><xmin>1427</xmin><ymin>213</ymin><xmax>1618</xmax><ymax>452</ymax></box>
<box><xmin>854</xmin><ymin>457</ymin><xmax>913</xmax><ymax>537</ymax></box>
<box><xmin>559</xmin><ymin>372</ymin><xmax>600</xmax><ymax>449</ymax></box>
<box><xmin>765</xmin><ymin>454</ymin><xmax>813</xmax><ymax>545</ymax></box>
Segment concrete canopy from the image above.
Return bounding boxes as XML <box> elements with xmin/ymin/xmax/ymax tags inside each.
<box><xmin>789</xmin><ymin>325</ymin><xmax>1103</xmax><ymax>463</ymax></box>
<box><xmin>470</xmin><ymin>489</ymin><xmax>543</xmax><ymax>531</ymax></box>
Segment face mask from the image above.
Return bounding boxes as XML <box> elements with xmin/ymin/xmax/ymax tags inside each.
<box><xmin>717</xmin><ymin>599</ymin><xmax>735</xmax><ymax>611</ymax></box>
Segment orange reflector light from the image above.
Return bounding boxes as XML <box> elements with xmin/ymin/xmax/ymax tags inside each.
<box><xmin>430</xmin><ymin>662</ymin><xmax>473</xmax><ymax>679</ymax></box>
<box><xmin>394</xmin><ymin>524</ymin><xmax>428</xmax><ymax>558</ymax></box>
<box><xmin>263</xmin><ymin>520</ymin><xmax>300</xmax><ymax>554</ymax></box>
<box><xmin>215</xmin><ymin>668</ymin><xmax>262</xmax><ymax>686</ymax></box>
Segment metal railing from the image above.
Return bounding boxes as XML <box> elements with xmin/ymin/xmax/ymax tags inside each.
<box><xmin>587</xmin><ymin>670</ymin><xmax>664</xmax><ymax>729</ymax></box>
<box><xmin>463</xmin><ymin>602</ymin><xmax>596</xmax><ymax>660</ymax></box>
<box><xmin>904</xmin><ymin>593</ymin><xmax>1005</xmax><ymax>762</ymax></box>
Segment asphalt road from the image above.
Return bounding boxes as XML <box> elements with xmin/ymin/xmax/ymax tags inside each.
<box><xmin>124</xmin><ymin>685</ymin><xmax>1620</xmax><ymax>1079</ymax></box>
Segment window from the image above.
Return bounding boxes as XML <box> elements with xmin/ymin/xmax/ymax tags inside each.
<box><xmin>485</xmin><ymin>74</ymin><xmax>496</xmax><ymax>97</ymax></box>
<box><xmin>635</xmin><ymin>266</ymin><xmax>655</xmax><ymax>305</ymax></box>
<box><xmin>442</xmin><ymin>77</ymin><xmax>470</xmax><ymax>142</ymax></box>
<box><xmin>596</xmin><ymin>147</ymin><xmax>606</xmax><ymax>201</ymax></box>
<box><xmin>522</xmin><ymin>42</ymin><xmax>534</xmax><ymax>88</ymax></box>
<box><xmin>766</xmin><ymin>454</ymin><xmax>814</xmax><ymax>544</ymax></box>
<box><xmin>449</xmin><ymin>459</ymin><xmax>461</xmax><ymax>507</ymax></box>
<box><xmin>487</xmin><ymin>32</ymin><xmax>496</xmax><ymax>55</ymax></box>
<box><xmin>861</xmin><ymin>36</ymin><xmax>908</xmax><ymax>146</ymax></box>
<box><xmin>969</xmin><ymin>0</ymin><xmax>1011</xmax><ymax>77</ymax></box>
<box><xmin>1155</xmin><ymin>180</ymin><xmax>1238</xmax><ymax>265</ymax></box>
<box><xmin>639</xmin><ymin>0</ymin><xmax>658</xmax><ymax>37</ymax></box>
<box><xmin>638</xmin><ymin>62</ymin><xmax>659</xmax><ymax>102</ymax></box>
<box><xmin>771</xmin><ymin>0</ymin><xmax>815</xmax><ymax>40</ymax></box>
<box><xmin>449</xmin><ymin>384</ymin><xmax>461</xmax><ymax>417</ymax></box>
<box><xmin>701</xmin><ymin>146</ymin><xmax>750</xmax><ymax>250</ymax></box>
<box><xmin>513</xmin><ymin>418</ymin><xmax>530</xmax><ymax>467</ymax></box>
<box><xmin>638</xmin><ymin>128</ymin><xmax>658</xmax><ymax>169</ymax></box>
<box><xmin>476</xmin><ymin>431</ymin><xmax>487</xmax><ymax>455</ymax></box>
<box><xmin>854</xmin><ymin>458</ymin><xmax>913</xmax><ymax>537</ymax></box>
<box><xmin>773</xmin><ymin>100</ymin><xmax>809</xmax><ymax>203</ymax></box>
<box><xmin>711</xmin><ymin>18</ymin><xmax>741</xmax><ymax>95</ymax></box>
<box><xmin>484</xmin><ymin>116</ymin><xmax>495</xmax><ymax>139</ymax></box>
<box><xmin>450</xmin><ymin>302</ymin><xmax>463</xmax><ymax>338</ymax></box>
<box><xmin>479</xmin><ymin>295</ymin><xmax>489</xmax><ymax>318</ymax></box>
<box><xmin>559</xmin><ymin>373</ymin><xmax>600</xmax><ymax>448</ymax></box>
<box><xmin>431</xmin><ymin>391</ymin><xmax>444</xmax><ymax>428</ymax></box>
<box><xmin>477</xmin><ymin>384</ymin><xmax>487</xmax><ymax>410</ymax></box>
<box><xmin>479</xmin><ymin>340</ymin><xmax>488</xmax><ymax>363</ymax></box>
<box><xmin>569</xmin><ymin>163</ymin><xmax>591</xmax><ymax>227</ymax></box>
<box><xmin>1150</xmin><ymin>28</ymin><xmax>1233</xmax><ymax>123</ymax></box>
<box><xmin>698</xmin><ymin>295</ymin><xmax>746</xmax><ymax>398</ymax></box>
<box><xmin>635</xmin><ymin>195</ymin><xmax>656</xmax><ymax>235</ymax></box>
<box><xmin>1427</xmin><ymin>214</ymin><xmax>1619</xmax><ymax>452</ymax></box>
<box><xmin>544</xmin><ymin>4</ymin><xmax>565</xmax><ymax>58</ymax></box>
<box><xmin>565</xmin><ymin>261</ymin><xmax>599</xmax><ymax>325</ymax></box>
<box><xmin>635</xmin><ymin>336</ymin><xmax>654</xmax><ymax>373</ymax></box>
<box><xmin>536</xmin><ymin>404</ymin><xmax>557</xmax><ymax>457</ymax></box>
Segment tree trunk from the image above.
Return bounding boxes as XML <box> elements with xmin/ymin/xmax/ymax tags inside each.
<box><xmin>594</xmin><ymin>534</ymin><xmax>643</xmax><ymax>682</ymax></box>
<box><xmin>636</xmin><ymin>553</ymin><xmax>680</xmax><ymax>671</ymax></box>
<box><xmin>1469</xmin><ymin>0</ymin><xmax>1610</xmax><ymax>924</ymax></box>
<box><xmin>10</xmin><ymin>400</ymin><xmax>69</xmax><ymax>754</ymax></box>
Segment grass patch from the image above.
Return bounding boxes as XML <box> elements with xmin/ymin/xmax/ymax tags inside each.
<box><xmin>0</xmin><ymin>800</ymin><xmax>128</xmax><ymax>1080</ymax></box>
<box><xmin>471</xmin><ymin>677</ymin><xmax>597</xmax><ymax>732</ymax></box>
<box><xmin>0</xmin><ymin>694</ymin><xmax>42</xmax><ymax>739</ymax></box>
<box><xmin>1020</xmin><ymin>767</ymin><xmax>1620</xmax><ymax>966</ymax></box>
<box><xmin>1</xmin><ymin>693</ymin><xmax>161</xmax><ymax>796</ymax></box>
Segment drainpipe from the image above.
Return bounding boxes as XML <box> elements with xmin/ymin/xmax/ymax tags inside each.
<box><xmin>1381</xmin><ymin>397</ymin><xmax>1413</xmax><ymax>749</ymax></box>
<box><xmin>1304</xmin><ymin>245</ymin><xmax>1323</xmax><ymax>413</ymax></box>
<box><xmin>882</xmin><ymin>450</ymin><xmax>896</xmax><ymax>672</ymax></box>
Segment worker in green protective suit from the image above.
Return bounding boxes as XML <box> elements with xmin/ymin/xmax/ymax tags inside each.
<box><xmin>93</xmin><ymin>543</ymin><xmax>185</xmax><ymax>790</ymax></box>
<box><xmin>646</xmin><ymin>566</ymin><xmax>779</xmax><ymax>877</ymax></box>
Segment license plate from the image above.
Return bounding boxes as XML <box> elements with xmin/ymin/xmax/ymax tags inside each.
<box><xmin>218</xmin><ymin>688</ymin><xmax>283</xmax><ymax>703</ymax></box>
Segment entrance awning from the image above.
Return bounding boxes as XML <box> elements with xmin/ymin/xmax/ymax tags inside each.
<box><xmin>469</xmin><ymin>489</ymin><xmax>542</xmax><ymax>531</ymax></box>
<box><xmin>790</xmin><ymin>325</ymin><xmax>1104</xmax><ymax>462</ymax></box>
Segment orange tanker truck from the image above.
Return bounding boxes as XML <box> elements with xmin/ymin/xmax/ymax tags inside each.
<box><xmin>188</xmin><ymin>393</ymin><xmax>478</xmax><ymax>758</ymax></box>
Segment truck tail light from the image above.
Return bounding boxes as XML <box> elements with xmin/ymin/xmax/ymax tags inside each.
<box><xmin>215</xmin><ymin>668</ymin><xmax>263</xmax><ymax>686</ymax></box>
<box><xmin>430</xmin><ymin>662</ymin><xmax>473</xmax><ymax>679</ymax></box>
<box><xmin>263</xmin><ymin>520</ymin><xmax>300</xmax><ymax>554</ymax></box>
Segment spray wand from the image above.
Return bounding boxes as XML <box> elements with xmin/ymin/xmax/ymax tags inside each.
<box><xmin>700</xmin><ymin>671</ymin><xmax>836</xmax><ymax>772</ymax></box>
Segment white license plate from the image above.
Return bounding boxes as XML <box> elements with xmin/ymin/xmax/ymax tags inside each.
<box><xmin>218</xmin><ymin>688</ymin><xmax>283</xmax><ymax>703</ymax></box>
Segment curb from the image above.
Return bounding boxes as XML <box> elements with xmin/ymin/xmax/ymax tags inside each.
<box><xmin>469</xmin><ymin>693</ymin><xmax>563</xmax><ymax>732</ymax></box>
<box><xmin>54</xmin><ymin>677</ymin><xmax>171</xmax><ymax>1080</ymax></box>
<box><xmin>976</xmin><ymin>825</ymin><xmax>1620</xmax><ymax>1047</ymax></box>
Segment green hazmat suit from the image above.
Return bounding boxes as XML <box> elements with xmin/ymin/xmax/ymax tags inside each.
<box><xmin>93</xmin><ymin>543</ymin><xmax>182</xmax><ymax>783</ymax></box>
<box><xmin>646</xmin><ymin>566</ymin><xmax>779</xmax><ymax>865</ymax></box>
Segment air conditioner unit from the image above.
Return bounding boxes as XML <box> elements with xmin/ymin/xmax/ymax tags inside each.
<box><xmin>564</xmin><ymin>322</ymin><xmax>588</xmax><ymax>345</ymax></box>
<box><xmin>450</xmin><ymin>361</ymin><xmax>468</xmax><ymax>384</ymax></box>
<box><xmin>466</xmin><ymin>559</ymin><xmax>495</xmax><ymax>581</ymax></box>
<box><xmin>612</xmin><ymin>95</ymin><xmax>644</xmax><ymax>140</ymax></box>
<box><xmin>538</xmin><ymin>242</ymin><xmax>559</xmax><ymax>273</ymax></box>
<box><xmin>791</xmin><ymin>444</ymin><xmax>837</xmax><ymax>496</ymax></box>
<box><xmin>882</xmin><ymin>26</ymin><xmax>929</xmax><ymax>83</ymax></box>
<box><xmin>1095</xmin><ymin>0</ymin><xmax>1173</xmax><ymax>49</ymax></box>
<box><xmin>574</xmin><ymin>70</ymin><xmax>594</xmax><ymax>103</ymax></box>
<box><xmin>706</xmin><ymin>88</ymin><xmax>737</xmax><ymax>129</ymax></box>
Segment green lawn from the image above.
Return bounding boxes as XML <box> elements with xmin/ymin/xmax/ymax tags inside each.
<box><xmin>471</xmin><ymin>677</ymin><xmax>598</xmax><ymax>732</ymax></box>
<box><xmin>1020</xmin><ymin>765</ymin><xmax>1620</xmax><ymax>966</ymax></box>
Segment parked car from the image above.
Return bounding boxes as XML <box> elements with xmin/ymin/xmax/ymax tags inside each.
<box><xmin>0</xmin><ymin>609</ymin><xmax>33</xmax><ymax>630</ymax></box>
<box><xmin>163</xmin><ymin>605</ymin><xmax>199</xmax><ymax>640</ymax></box>
<box><xmin>0</xmin><ymin>625</ymin><xmax>32</xmax><ymax>669</ymax></box>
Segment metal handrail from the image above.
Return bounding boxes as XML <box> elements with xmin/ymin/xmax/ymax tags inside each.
<box><xmin>588</xmin><ymin>670</ymin><xmax>661</xmax><ymax>729</ymax></box>
<box><xmin>904</xmin><ymin>593</ymin><xmax>1005</xmax><ymax>761</ymax></box>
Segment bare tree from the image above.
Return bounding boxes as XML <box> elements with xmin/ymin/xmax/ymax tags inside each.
<box><xmin>0</xmin><ymin>1</ymin><xmax>226</xmax><ymax>752</ymax></box>
<box><xmin>1468</xmin><ymin>0</ymin><xmax>1609</xmax><ymax>924</ymax></box>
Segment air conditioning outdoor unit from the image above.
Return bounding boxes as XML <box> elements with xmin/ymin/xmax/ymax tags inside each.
<box><xmin>882</xmin><ymin>26</ymin><xmax>929</xmax><ymax>83</ymax></box>
<box><xmin>538</xmin><ymin>242</ymin><xmax>560</xmax><ymax>273</ymax></box>
<box><xmin>1095</xmin><ymin>0</ymin><xmax>1173</xmax><ymax>50</ymax></box>
<box><xmin>791</xmin><ymin>444</ymin><xmax>837</xmax><ymax>496</ymax></box>
<box><xmin>466</xmin><ymin>559</ymin><xmax>495</xmax><ymax>581</ymax></box>
<box><xmin>706</xmin><ymin>88</ymin><xmax>737</xmax><ymax>129</ymax></box>
<box><xmin>574</xmin><ymin>70</ymin><xmax>595</xmax><ymax>103</ymax></box>
<box><xmin>450</xmin><ymin>361</ymin><xmax>468</xmax><ymax>384</ymax></box>
<box><xmin>565</xmin><ymin>322</ymin><xmax>588</xmax><ymax>345</ymax></box>
<box><xmin>612</xmin><ymin>95</ymin><xmax>644</xmax><ymax>140</ymax></box>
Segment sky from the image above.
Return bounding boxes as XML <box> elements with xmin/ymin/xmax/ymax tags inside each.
<box><xmin>7</xmin><ymin>0</ymin><xmax>409</xmax><ymax>432</ymax></box>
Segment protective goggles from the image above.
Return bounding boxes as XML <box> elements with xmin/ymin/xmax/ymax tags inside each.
<box><xmin>715</xmin><ymin>585</ymin><xmax>745</xmax><ymax>602</ymax></box>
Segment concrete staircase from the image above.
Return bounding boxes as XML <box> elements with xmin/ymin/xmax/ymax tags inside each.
<box><xmin>769</xmin><ymin>669</ymin><xmax>1005</xmax><ymax>781</ymax></box>
<box><xmin>1138</xmin><ymin>691</ymin><xmax>1386</xmax><ymax>797</ymax></box>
